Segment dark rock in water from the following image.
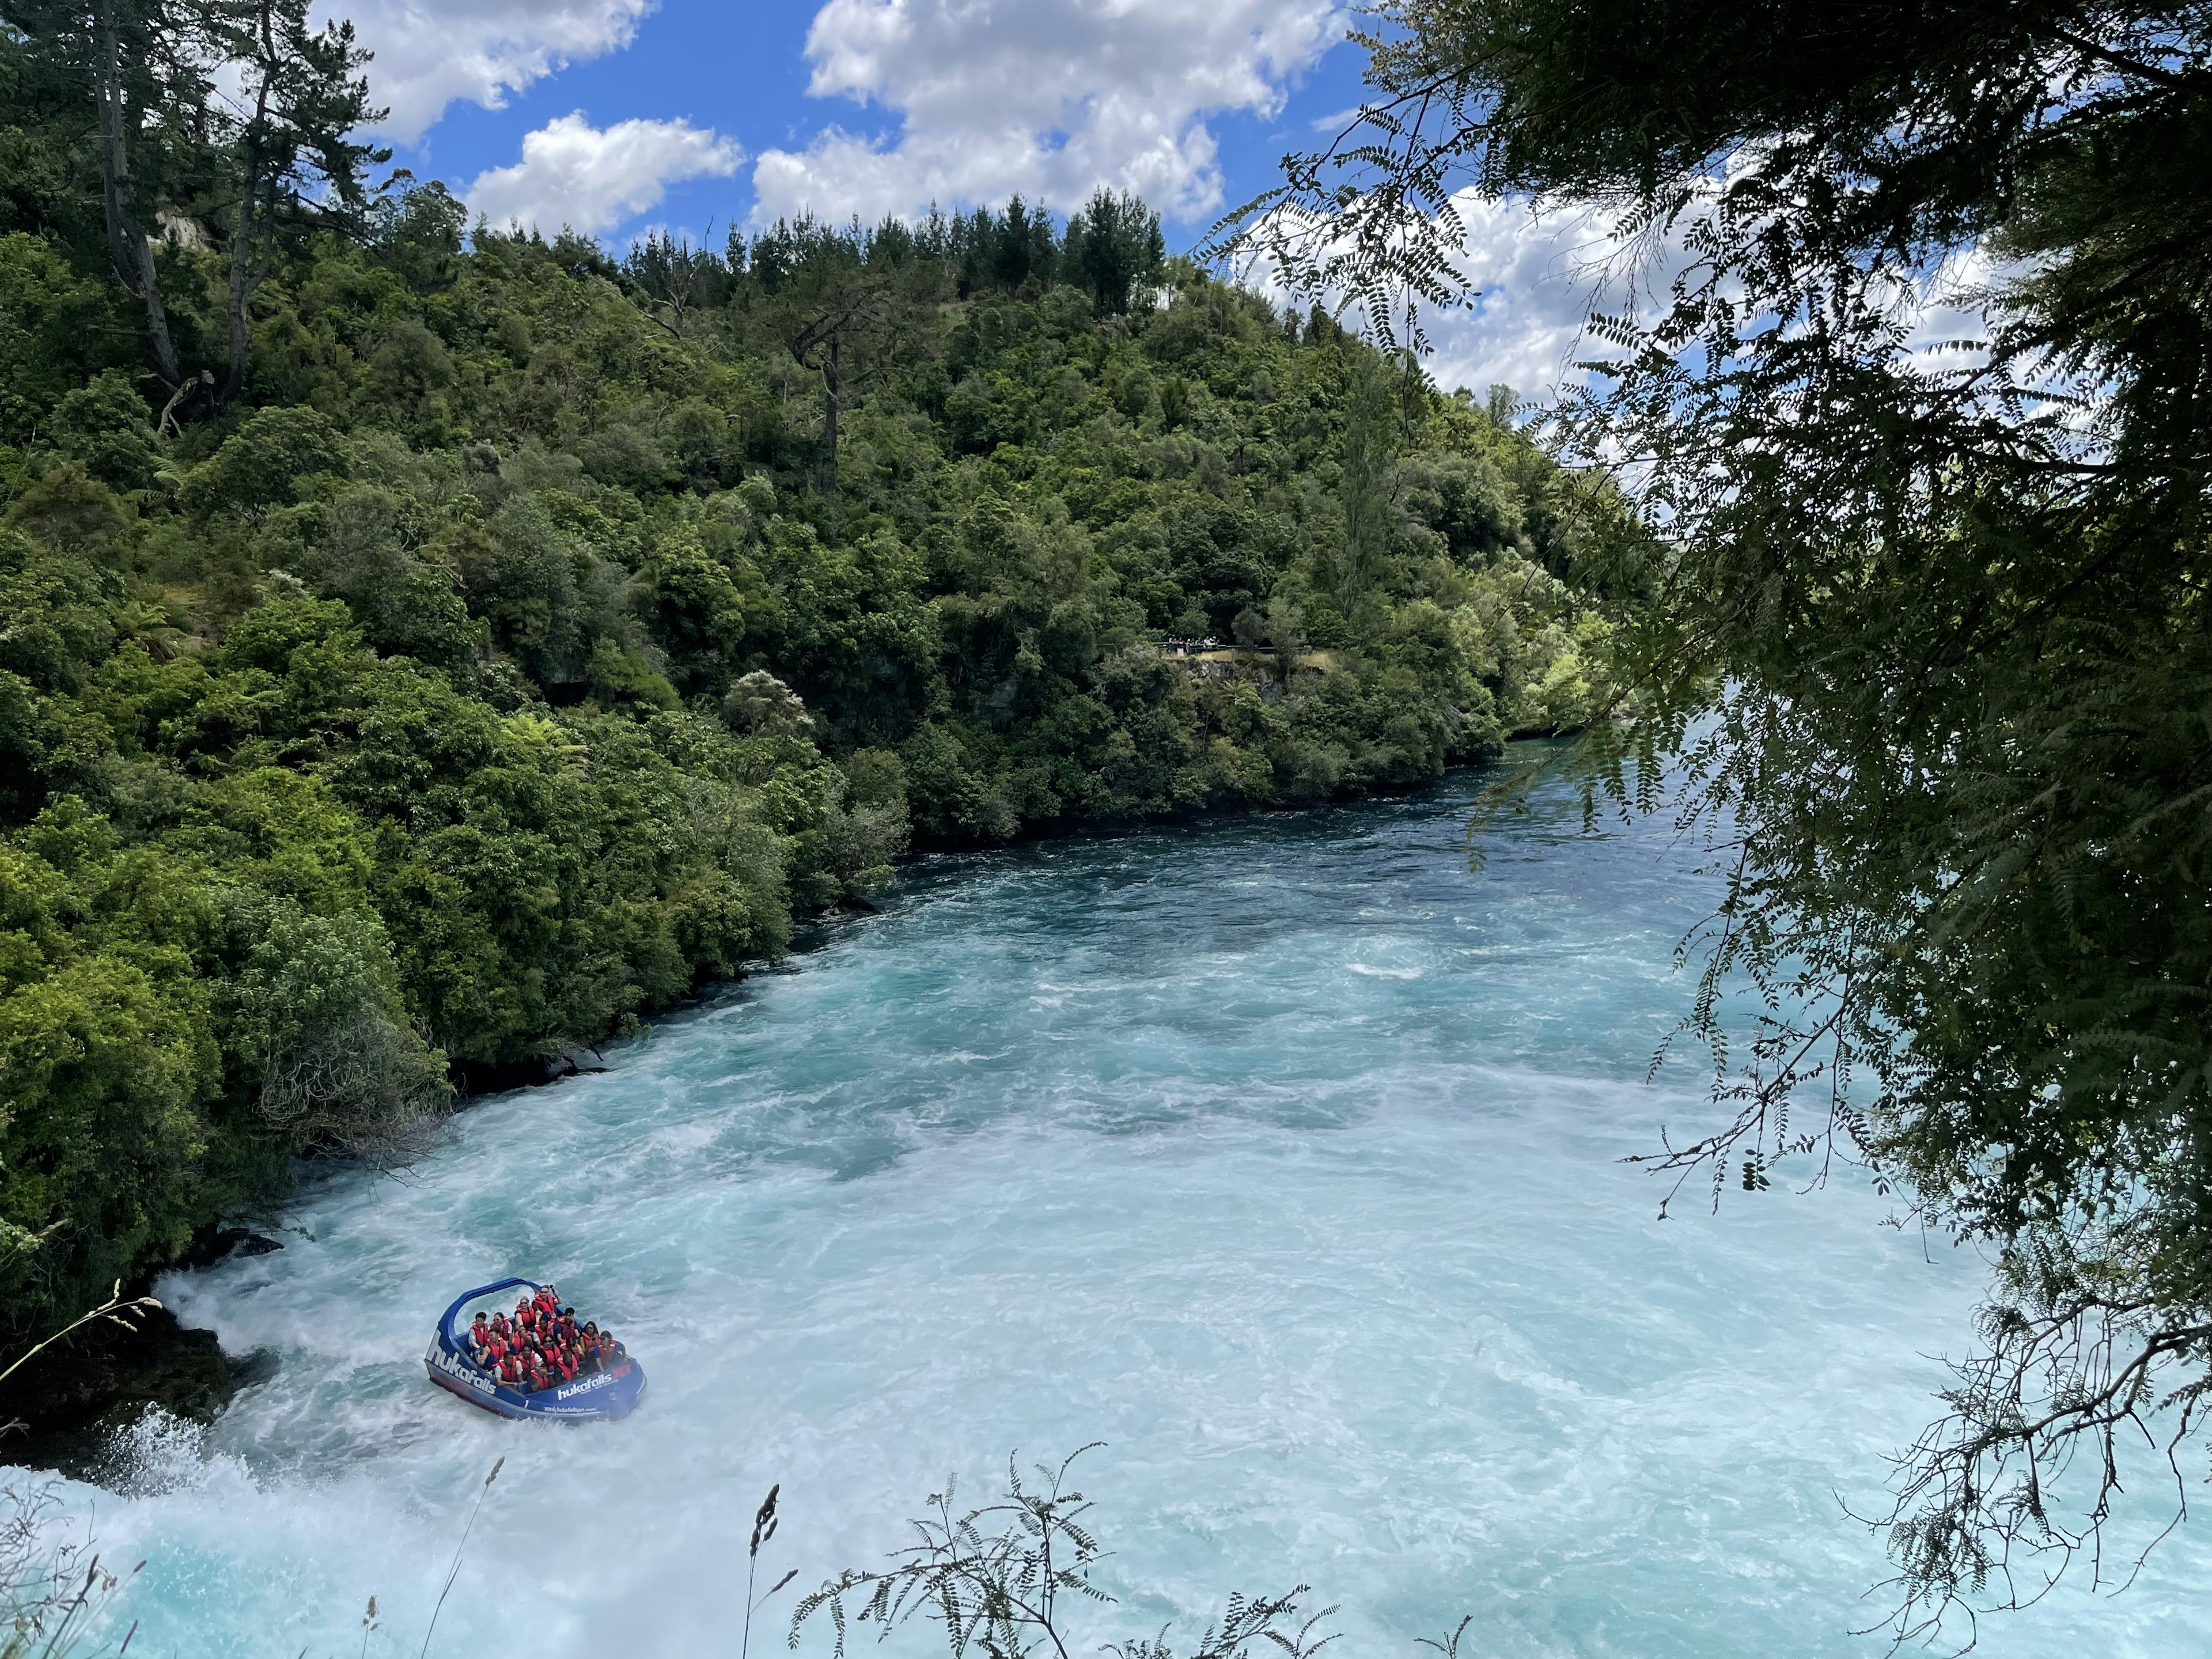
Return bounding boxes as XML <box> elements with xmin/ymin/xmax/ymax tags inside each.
<box><xmin>173</xmin><ymin>1226</ymin><xmax>284</xmax><ymax>1271</ymax></box>
<box><xmin>453</xmin><ymin>1046</ymin><xmax>607</xmax><ymax>1094</ymax></box>
<box><xmin>0</xmin><ymin>1305</ymin><xmax>233</xmax><ymax>1478</ymax></box>
<box><xmin>0</xmin><ymin>1226</ymin><xmax>276</xmax><ymax>1478</ymax></box>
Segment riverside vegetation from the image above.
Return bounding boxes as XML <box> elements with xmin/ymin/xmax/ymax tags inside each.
<box><xmin>0</xmin><ymin>5</ymin><xmax>1636</xmax><ymax>1355</ymax></box>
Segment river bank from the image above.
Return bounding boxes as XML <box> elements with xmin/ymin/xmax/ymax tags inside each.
<box><xmin>22</xmin><ymin>767</ymin><xmax>2203</xmax><ymax>1658</ymax></box>
<box><xmin>0</xmin><ymin>1231</ymin><xmax>278</xmax><ymax>1473</ymax></box>
<box><xmin>2</xmin><ymin>748</ymin><xmax>1582</xmax><ymax>1465</ymax></box>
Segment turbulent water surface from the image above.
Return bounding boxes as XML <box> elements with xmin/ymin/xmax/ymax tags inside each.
<box><xmin>14</xmin><ymin>755</ymin><xmax>2209</xmax><ymax>1658</ymax></box>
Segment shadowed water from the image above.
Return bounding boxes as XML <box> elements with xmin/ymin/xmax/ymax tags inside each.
<box><xmin>13</xmin><ymin>753</ymin><xmax>2208</xmax><ymax>1657</ymax></box>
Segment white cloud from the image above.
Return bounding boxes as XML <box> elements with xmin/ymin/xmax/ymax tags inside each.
<box><xmin>1418</xmin><ymin>198</ymin><xmax>1631</xmax><ymax>400</ymax></box>
<box><xmin>465</xmin><ymin>113</ymin><xmax>743</xmax><ymax>237</ymax></box>
<box><xmin>317</xmin><ymin>0</ymin><xmax>656</xmax><ymax>145</ymax></box>
<box><xmin>751</xmin><ymin>0</ymin><xmax>1342</xmax><ymax>226</ymax></box>
<box><xmin>1416</xmin><ymin>196</ymin><xmax>2006</xmax><ymax>403</ymax></box>
<box><xmin>1231</xmin><ymin>195</ymin><xmax>1646</xmax><ymax>401</ymax></box>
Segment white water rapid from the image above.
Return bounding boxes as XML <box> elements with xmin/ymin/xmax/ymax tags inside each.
<box><xmin>10</xmin><ymin>758</ymin><xmax>2207</xmax><ymax>1657</ymax></box>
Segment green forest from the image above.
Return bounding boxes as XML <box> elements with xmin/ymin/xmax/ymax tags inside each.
<box><xmin>10</xmin><ymin>0</ymin><xmax>2212</xmax><ymax>1644</ymax></box>
<box><xmin>0</xmin><ymin>9</ymin><xmax>1633</xmax><ymax>1343</ymax></box>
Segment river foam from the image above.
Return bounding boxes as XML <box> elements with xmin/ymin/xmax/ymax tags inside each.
<box><xmin>10</xmin><ymin>758</ymin><xmax>2207</xmax><ymax>1657</ymax></box>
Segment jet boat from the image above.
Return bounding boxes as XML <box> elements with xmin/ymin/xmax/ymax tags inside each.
<box><xmin>425</xmin><ymin>1277</ymin><xmax>646</xmax><ymax>1421</ymax></box>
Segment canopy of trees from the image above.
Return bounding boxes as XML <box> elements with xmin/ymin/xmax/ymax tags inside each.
<box><xmin>0</xmin><ymin>14</ymin><xmax>1634</xmax><ymax>1344</ymax></box>
<box><xmin>1238</xmin><ymin>0</ymin><xmax>2212</xmax><ymax>1634</ymax></box>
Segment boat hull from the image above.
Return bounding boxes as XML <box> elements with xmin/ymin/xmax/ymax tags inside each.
<box><xmin>425</xmin><ymin>1277</ymin><xmax>646</xmax><ymax>1422</ymax></box>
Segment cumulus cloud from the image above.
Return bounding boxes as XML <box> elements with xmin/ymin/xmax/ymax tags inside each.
<box><xmin>465</xmin><ymin>113</ymin><xmax>743</xmax><ymax>237</ymax></box>
<box><xmin>1417</xmin><ymin>196</ymin><xmax>2001</xmax><ymax>402</ymax></box>
<box><xmin>317</xmin><ymin>0</ymin><xmax>654</xmax><ymax>145</ymax></box>
<box><xmin>1230</xmin><ymin>195</ymin><xmax>1645</xmax><ymax>402</ymax></box>
<box><xmin>751</xmin><ymin>0</ymin><xmax>1342</xmax><ymax>225</ymax></box>
<box><xmin>1417</xmin><ymin>198</ymin><xmax>1632</xmax><ymax>400</ymax></box>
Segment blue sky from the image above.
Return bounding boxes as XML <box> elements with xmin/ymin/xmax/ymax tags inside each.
<box><xmin>319</xmin><ymin>1</ymin><xmax>1608</xmax><ymax>395</ymax></box>
<box><xmin>345</xmin><ymin>1</ymin><xmax>1365</xmax><ymax>242</ymax></box>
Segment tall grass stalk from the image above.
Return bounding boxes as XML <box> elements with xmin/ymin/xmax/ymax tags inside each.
<box><xmin>2</xmin><ymin>1286</ymin><xmax>156</xmax><ymax>1659</ymax></box>
<box><xmin>420</xmin><ymin>1458</ymin><xmax>502</xmax><ymax>1658</ymax></box>
<box><xmin>0</xmin><ymin>1284</ymin><xmax>162</xmax><ymax>1433</ymax></box>
<box><xmin>0</xmin><ymin>1505</ymin><xmax>142</xmax><ymax>1659</ymax></box>
<box><xmin>739</xmin><ymin>1484</ymin><xmax>782</xmax><ymax>1659</ymax></box>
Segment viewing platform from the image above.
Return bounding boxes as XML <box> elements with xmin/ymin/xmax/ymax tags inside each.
<box><xmin>1158</xmin><ymin>642</ymin><xmax>1342</xmax><ymax>675</ymax></box>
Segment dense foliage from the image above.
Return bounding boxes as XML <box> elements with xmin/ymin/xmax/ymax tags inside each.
<box><xmin>1241</xmin><ymin>0</ymin><xmax>2212</xmax><ymax>1632</ymax></box>
<box><xmin>0</xmin><ymin>14</ymin><xmax>1630</xmax><ymax>1343</ymax></box>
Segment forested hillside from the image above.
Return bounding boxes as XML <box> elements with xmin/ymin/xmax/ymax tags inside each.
<box><xmin>0</xmin><ymin>9</ymin><xmax>1635</xmax><ymax>1343</ymax></box>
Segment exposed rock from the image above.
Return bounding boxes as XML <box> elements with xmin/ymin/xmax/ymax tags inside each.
<box><xmin>0</xmin><ymin>1305</ymin><xmax>232</xmax><ymax>1477</ymax></box>
<box><xmin>173</xmin><ymin>1226</ymin><xmax>284</xmax><ymax>1272</ymax></box>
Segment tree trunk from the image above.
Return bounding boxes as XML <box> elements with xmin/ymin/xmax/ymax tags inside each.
<box><xmin>820</xmin><ymin>333</ymin><xmax>841</xmax><ymax>500</ymax></box>
<box><xmin>222</xmin><ymin>154</ymin><xmax>261</xmax><ymax>405</ymax></box>
<box><xmin>93</xmin><ymin>0</ymin><xmax>183</xmax><ymax>388</ymax></box>
<box><xmin>221</xmin><ymin>1</ymin><xmax>276</xmax><ymax>407</ymax></box>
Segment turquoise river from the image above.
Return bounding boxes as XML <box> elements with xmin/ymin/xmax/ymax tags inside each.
<box><xmin>11</xmin><ymin>754</ymin><xmax>2209</xmax><ymax>1657</ymax></box>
